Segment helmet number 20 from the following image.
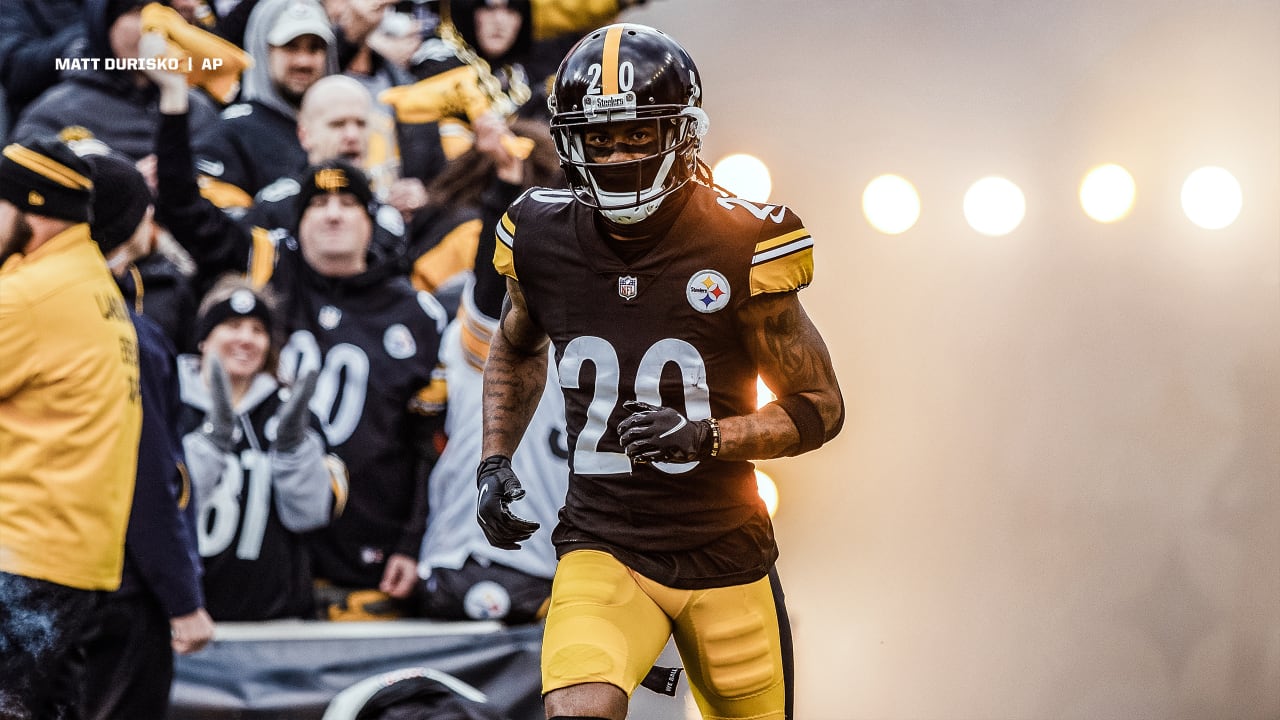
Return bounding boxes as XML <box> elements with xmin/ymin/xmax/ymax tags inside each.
<box><xmin>585</xmin><ymin>62</ymin><xmax>635</xmax><ymax>95</ymax></box>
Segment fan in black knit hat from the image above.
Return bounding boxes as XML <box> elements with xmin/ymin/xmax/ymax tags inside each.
<box><xmin>0</xmin><ymin>137</ymin><xmax>95</xmax><ymax>223</ymax></box>
<box><xmin>295</xmin><ymin>159</ymin><xmax>375</xmax><ymax>228</ymax></box>
<box><xmin>82</xmin><ymin>151</ymin><xmax>153</xmax><ymax>257</ymax></box>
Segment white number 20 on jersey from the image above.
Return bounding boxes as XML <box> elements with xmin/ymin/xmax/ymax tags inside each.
<box><xmin>559</xmin><ymin>335</ymin><xmax>709</xmax><ymax>475</ymax></box>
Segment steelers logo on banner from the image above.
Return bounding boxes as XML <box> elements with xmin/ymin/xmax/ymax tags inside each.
<box><xmin>687</xmin><ymin>269</ymin><xmax>731</xmax><ymax>313</ymax></box>
<box><xmin>463</xmin><ymin>580</ymin><xmax>511</xmax><ymax>620</ymax></box>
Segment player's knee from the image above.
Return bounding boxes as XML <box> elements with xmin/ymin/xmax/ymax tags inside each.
<box><xmin>544</xmin><ymin>682</ymin><xmax>627</xmax><ymax>720</ymax></box>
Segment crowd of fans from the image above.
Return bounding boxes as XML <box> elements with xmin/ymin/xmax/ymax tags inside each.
<box><xmin>0</xmin><ymin>0</ymin><xmax>647</xmax><ymax>716</ymax></box>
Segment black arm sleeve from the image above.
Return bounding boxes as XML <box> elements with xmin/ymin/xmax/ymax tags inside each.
<box><xmin>155</xmin><ymin>109</ymin><xmax>256</xmax><ymax>292</ymax></box>
<box><xmin>127</xmin><ymin>314</ymin><xmax>205</xmax><ymax>618</ymax></box>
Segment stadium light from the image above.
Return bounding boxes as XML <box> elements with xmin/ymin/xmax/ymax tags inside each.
<box><xmin>862</xmin><ymin>174</ymin><xmax>921</xmax><ymax>234</ymax></box>
<box><xmin>964</xmin><ymin>176</ymin><xmax>1026</xmax><ymax>236</ymax></box>
<box><xmin>1181</xmin><ymin>166</ymin><xmax>1242</xmax><ymax>230</ymax></box>
<box><xmin>712</xmin><ymin>153</ymin><xmax>772</xmax><ymax>202</ymax></box>
<box><xmin>1080</xmin><ymin>163</ymin><xmax>1136</xmax><ymax>223</ymax></box>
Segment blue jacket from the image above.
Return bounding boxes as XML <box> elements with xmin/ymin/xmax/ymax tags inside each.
<box><xmin>117</xmin><ymin>273</ymin><xmax>206</xmax><ymax>618</ymax></box>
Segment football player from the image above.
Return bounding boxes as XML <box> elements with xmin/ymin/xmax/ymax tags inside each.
<box><xmin>478</xmin><ymin>23</ymin><xmax>844</xmax><ymax>720</ymax></box>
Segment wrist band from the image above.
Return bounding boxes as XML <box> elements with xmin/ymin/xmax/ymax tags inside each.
<box><xmin>704</xmin><ymin>417</ymin><xmax>721</xmax><ymax>458</ymax></box>
<box><xmin>770</xmin><ymin>394</ymin><xmax>826</xmax><ymax>455</ymax></box>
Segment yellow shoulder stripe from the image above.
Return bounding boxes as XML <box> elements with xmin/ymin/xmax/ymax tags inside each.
<box><xmin>749</xmin><ymin>228</ymin><xmax>814</xmax><ymax>296</ymax></box>
<box><xmin>754</xmin><ymin>228</ymin><xmax>810</xmax><ymax>256</ymax></box>
<box><xmin>410</xmin><ymin>370</ymin><xmax>449</xmax><ymax>416</ymax></box>
<box><xmin>459</xmin><ymin>303</ymin><xmax>495</xmax><ymax>371</ymax></box>
<box><xmin>325</xmin><ymin>455</ymin><xmax>350</xmax><ymax>518</ymax></box>
<box><xmin>493</xmin><ymin>212</ymin><xmax>517</xmax><ymax>280</ymax></box>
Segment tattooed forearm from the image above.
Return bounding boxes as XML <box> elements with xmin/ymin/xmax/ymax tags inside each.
<box><xmin>482</xmin><ymin>338</ymin><xmax>548</xmax><ymax>457</ymax></box>
<box><xmin>717</xmin><ymin>404</ymin><xmax>801</xmax><ymax>459</ymax></box>
<box><xmin>481</xmin><ymin>280</ymin><xmax>550</xmax><ymax>457</ymax></box>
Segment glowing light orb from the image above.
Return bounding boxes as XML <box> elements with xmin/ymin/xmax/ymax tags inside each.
<box><xmin>712</xmin><ymin>153</ymin><xmax>772</xmax><ymax>202</ymax></box>
<box><xmin>1181</xmin><ymin>166</ymin><xmax>1242</xmax><ymax>230</ymax></box>
<box><xmin>1079</xmin><ymin>163</ymin><xmax>1136</xmax><ymax>223</ymax></box>
<box><xmin>963</xmin><ymin>176</ymin><xmax>1026</xmax><ymax>236</ymax></box>
<box><xmin>862</xmin><ymin>174</ymin><xmax>921</xmax><ymax>234</ymax></box>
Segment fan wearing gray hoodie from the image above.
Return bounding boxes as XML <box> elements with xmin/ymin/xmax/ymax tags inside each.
<box><xmin>190</xmin><ymin>0</ymin><xmax>339</xmax><ymax>210</ymax></box>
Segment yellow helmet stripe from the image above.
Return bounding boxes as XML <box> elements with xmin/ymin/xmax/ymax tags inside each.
<box><xmin>601</xmin><ymin>25</ymin><xmax>624</xmax><ymax>95</ymax></box>
<box><xmin>2</xmin><ymin>144</ymin><xmax>93</xmax><ymax>189</ymax></box>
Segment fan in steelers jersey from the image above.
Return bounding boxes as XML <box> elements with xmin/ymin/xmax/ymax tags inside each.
<box><xmin>478</xmin><ymin>22</ymin><xmax>845</xmax><ymax>720</ymax></box>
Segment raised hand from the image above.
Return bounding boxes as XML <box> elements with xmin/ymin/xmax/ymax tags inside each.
<box><xmin>200</xmin><ymin>354</ymin><xmax>237</xmax><ymax>453</ymax></box>
<box><xmin>273</xmin><ymin>369</ymin><xmax>318</xmax><ymax>453</ymax></box>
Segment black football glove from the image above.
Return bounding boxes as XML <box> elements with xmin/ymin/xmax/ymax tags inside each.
<box><xmin>476</xmin><ymin>455</ymin><xmax>540</xmax><ymax>550</ymax></box>
<box><xmin>617</xmin><ymin>400</ymin><xmax>714</xmax><ymax>464</ymax></box>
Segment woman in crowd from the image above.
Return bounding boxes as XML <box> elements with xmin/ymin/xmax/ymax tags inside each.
<box><xmin>178</xmin><ymin>275</ymin><xmax>348</xmax><ymax>621</ymax></box>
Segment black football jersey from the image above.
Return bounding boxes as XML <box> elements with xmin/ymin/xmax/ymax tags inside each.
<box><xmin>177</xmin><ymin>361</ymin><xmax>330</xmax><ymax>621</ymax></box>
<box><xmin>250</xmin><ymin>236</ymin><xmax>449</xmax><ymax>588</ymax></box>
<box><xmin>496</xmin><ymin>182</ymin><xmax>814</xmax><ymax>589</ymax></box>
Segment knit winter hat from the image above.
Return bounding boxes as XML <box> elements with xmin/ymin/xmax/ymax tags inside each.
<box><xmin>0</xmin><ymin>138</ymin><xmax>94</xmax><ymax>223</ymax></box>
<box><xmin>84</xmin><ymin>152</ymin><xmax>152</xmax><ymax>255</ymax></box>
<box><xmin>196</xmin><ymin>287</ymin><xmax>277</xmax><ymax>343</ymax></box>
<box><xmin>295</xmin><ymin>159</ymin><xmax>375</xmax><ymax>226</ymax></box>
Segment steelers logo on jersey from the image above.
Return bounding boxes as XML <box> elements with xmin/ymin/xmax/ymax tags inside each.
<box><xmin>687</xmin><ymin>269</ymin><xmax>731</xmax><ymax>313</ymax></box>
<box><xmin>384</xmin><ymin>323</ymin><xmax>417</xmax><ymax>359</ymax></box>
<box><xmin>318</xmin><ymin>305</ymin><xmax>342</xmax><ymax>329</ymax></box>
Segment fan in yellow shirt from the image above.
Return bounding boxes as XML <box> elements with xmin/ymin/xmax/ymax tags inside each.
<box><xmin>0</xmin><ymin>137</ymin><xmax>142</xmax><ymax>718</ymax></box>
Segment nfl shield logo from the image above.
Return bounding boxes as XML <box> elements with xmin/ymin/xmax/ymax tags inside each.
<box><xmin>618</xmin><ymin>275</ymin><xmax>638</xmax><ymax>300</ymax></box>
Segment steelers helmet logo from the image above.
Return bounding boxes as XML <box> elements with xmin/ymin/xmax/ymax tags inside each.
<box><xmin>687</xmin><ymin>269</ymin><xmax>730</xmax><ymax>313</ymax></box>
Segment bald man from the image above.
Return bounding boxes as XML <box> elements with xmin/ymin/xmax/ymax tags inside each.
<box><xmin>243</xmin><ymin>74</ymin><xmax>408</xmax><ymax>254</ymax></box>
<box><xmin>296</xmin><ymin>74</ymin><xmax>432</xmax><ymax>223</ymax></box>
<box><xmin>298</xmin><ymin>74</ymin><xmax>374</xmax><ymax>167</ymax></box>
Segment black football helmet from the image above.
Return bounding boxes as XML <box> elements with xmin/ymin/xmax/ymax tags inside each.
<box><xmin>548</xmin><ymin>24</ymin><xmax>709</xmax><ymax>224</ymax></box>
